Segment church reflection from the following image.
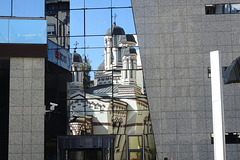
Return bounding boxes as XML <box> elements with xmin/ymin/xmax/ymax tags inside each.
<box><xmin>60</xmin><ymin>24</ymin><xmax>156</xmax><ymax>160</ymax></box>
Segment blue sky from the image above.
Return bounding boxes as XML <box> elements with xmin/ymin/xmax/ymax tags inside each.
<box><xmin>70</xmin><ymin>0</ymin><xmax>136</xmax><ymax>73</ymax></box>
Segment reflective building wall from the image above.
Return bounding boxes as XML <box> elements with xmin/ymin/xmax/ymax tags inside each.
<box><xmin>56</xmin><ymin>0</ymin><xmax>156</xmax><ymax>160</ymax></box>
<box><xmin>0</xmin><ymin>0</ymin><xmax>47</xmax><ymax>160</ymax></box>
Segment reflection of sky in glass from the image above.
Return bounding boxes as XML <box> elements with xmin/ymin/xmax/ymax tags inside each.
<box><xmin>0</xmin><ymin>20</ymin><xmax>9</xmax><ymax>43</ymax></box>
<box><xmin>70</xmin><ymin>0</ymin><xmax>131</xmax><ymax>8</ymax></box>
<box><xmin>13</xmin><ymin>0</ymin><xmax>45</xmax><ymax>17</ymax></box>
<box><xmin>0</xmin><ymin>0</ymin><xmax>11</xmax><ymax>16</ymax></box>
<box><xmin>9</xmin><ymin>20</ymin><xmax>47</xmax><ymax>44</ymax></box>
<box><xmin>85</xmin><ymin>9</ymin><xmax>111</xmax><ymax>35</ymax></box>
<box><xmin>70</xmin><ymin>10</ymin><xmax>84</xmax><ymax>35</ymax></box>
<box><xmin>70</xmin><ymin>0</ymin><xmax>135</xmax><ymax>78</ymax></box>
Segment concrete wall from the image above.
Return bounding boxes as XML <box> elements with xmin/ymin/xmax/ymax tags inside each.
<box><xmin>132</xmin><ymin>0</ymin><xmax>240</xmax><ymax>159</ymax></box>
<box><xmin>9</xmin><ymin>58</ymin><xmax>45</xmax><ymax>160</ymax></box>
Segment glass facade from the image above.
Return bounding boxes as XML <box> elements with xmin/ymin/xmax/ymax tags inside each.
<box><xmin>44</xmin><ymin>0</ymin><xmax>156</xmax><ymax>159</ymax></box>
<box><xmin>53</xmin><ymin>0</ymin><xmax>157</xmax><ymax>160</ymax></box>
<box><xmin>0</xmin><ymin>0</ymin><xmax>46</xmax><ymax>44</ymax></box>
<box><xmin>0</xmin><ymin>19</ymin><xmax>47</xmax><ymax>44</ymax></box>
<box><xmin>0</xmin><ymin>0</ymin><xmax>45</xmax><ymax>17</ymax></box>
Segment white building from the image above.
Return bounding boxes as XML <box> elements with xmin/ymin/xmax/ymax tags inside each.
<box><xmin>69</xmin><ymin>23</ymin><xmax>155</xmax><ymax>160</ymax></box>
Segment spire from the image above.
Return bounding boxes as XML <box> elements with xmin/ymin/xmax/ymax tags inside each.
<box><xmin>73</xmin><ymin>41</ymin><xmax>79</xmax><ymax>52</ymax></box>
<box><xmin>113</xmin><ymin>13</ymin><xmax>117</xmax><ymax>24</ymax></box>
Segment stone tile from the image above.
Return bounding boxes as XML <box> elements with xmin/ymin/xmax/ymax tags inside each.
<box><xmin>177</xmin><ymin>134</ymin><xmax>192</xmax><ymax>144</ymax></box>
<box><xmin>32</xmin><ymin>58</ymin><xmax>44</xmax><ymax>70</ymax></box>
<box><xmin>10</xmin><ymin>69</ymin><xmax>24</xmax><ymax>78</ymax></box>
<box><xmin>9</xmin><ymin>144</ymin><xmax>23</xmax><ymax>154</ymax></box>
<box><xmin>9</xmin><ymin>115</ymin><xmax>23</xmax><ymax>132</ymax></box>
<box><xmin>23</xmin><ymin>132</ymin><xmax>32</xmax><ymax>145</ymax></box>
<box><xmin>32</xmin><ymin>153</ymin><xmax>44</xmax><ymax>160</ymax></box>
<box><xmin>10</xmin><ymin>90</ymin><xmax>24</xmax><ymax>107</ymax></box>
<box><xmin>9</xmin><ymin>154</ymin><xmax>23</xmax><ymax>160</ymax></box>
<box><xmin>31</xmin><ymin>90</ymin><xmax>44</xmax><ymax>106</ymax></box>
<box><xmin>32</xmin><ymin>145</ymin><xmax>44</xmax><ymax>153</ymax></box>
<box><xmin>191</xmin><ymin>118</ymin><xmax>207</xmax><ymax>133</ymax></box>
<box><xmin>31</xmin><ymin>115</ymin><xmax>44</xmax><ymax>132</ymax></box>
<box><xmin>176</xmin><ymin>118</ymin><xmax>192</xmax><ymax>133</ymax></box>
<box><xmin>10</xmin><ymin>58</ymin><xmax>24</xmax><ymax>70</ymax></box>
<box><xmin>32</xmin><ymin>78</ymin><xmax>44</xmax><ymax>90</ymax></box>
<box><xmin>31</xmin><ymin>132</ymin><xmax>44</xmax><ymax>145</ymax></box>
<box><xmin>10</xmin><ymin>78</ymin><xmax>24</xmax><ymax>90</ymax></box>
<box><xmin>9</xmin><ymin>132</ymin><xmax>23</xmax><ymax>144</ymax></box>
<box><xmin>23</xmin><ymin>145</ymin><xmax>31</xmax><ymax>154</ymax></box>
<box><xmin>161</xmin><ymin>119</ymin><xmax>177</xmax><ymax>134</ymax></box>
<box><xmin>24</xmin><ymin>58</ymin><xmax>33</xmax><ymax>69</ymax></box>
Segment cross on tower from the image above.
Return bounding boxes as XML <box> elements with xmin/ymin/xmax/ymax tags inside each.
<box><xmin>73</xmin><ymin>41</ymin><xmax>79</xmax><ymax>51</ymax></box>
<box><xmin>113</xmin><ymin>13</ymin><xmax>117</xmax><ymax>24</ymax></box>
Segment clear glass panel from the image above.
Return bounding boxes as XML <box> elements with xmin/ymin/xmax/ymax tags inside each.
<box><xmin>13</xmin><ymin>0</ymin><xmax>45</xmax><ymax>17</ymax></box>
<box><xmin>130</xmin><ymin>152</ymin><xmax>142</xmax><ymax>160</ymax></box>
<box><xmin>215</xmin><ymin>4</ymin><xmax>230</xmax><ymax>14</ymax></box>
<box><xmin>0</xmin><ymin>0</ymin><xmax>11</xmax><ymax>16</ymax></box>
<box><xmin>83</xmin><ymin>48</ymin><xmax>105</xmax><ymax>70</ymax></box>
<box><xmin>85</xmin><ymin>36</ymin><xmax>105</xmax><ymax>48</ymax></box>
<box><xmin>112</xmin><ymin>8</ymin><xmax>136</xmax><ymax>34</ymax></box>
<box><xmin>85</xmin><ymin>0</ymin><xmax>111</xmax><ymax>8</ymax></box>
<box><xmin>129</xmin><ymin>136</ymin><xmax>142</xmax><ymax>149</ymax></box>
<box><xmin>9</xmin><ymin>19</ymin><xmax>47</xmax><ymax>44</ymax></box>
<box><xmin>112</xmin><ymin>0</ymin><xmax>132</xmax><ymax>7</ymax></box>
<box><xmin>231</xmin><ymin>4</ymin><xmax>240</xmax><ymax>13</ymax></box>
<box><xmin>70</xmin><ymin>10</ymin><xmax>84</xmax><ymax>36</ymax></box>
<box><xmin>0</xmin><ymin>19</ymin><xmax>9</xmax><ymax>43</ymax></box>
<box><xmin>85</xmin><ymin>9</ymin><xmax>111</xmax><ymax>35</ymax></box>
<box><xmin>70</xmin><ymin>0</ymin><xmax>84</xmax><ymax>9</ymax></box>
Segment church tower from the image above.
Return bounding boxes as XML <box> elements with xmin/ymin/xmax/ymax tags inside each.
<box><xmin>71</xmin><ymin>49</ymin><xmax>84</xmax><ymax>90</ymax></box>
<box><xmin>104</xmin><ymin>22</ymin><xmax>125</xmax><ymax>70</ymax></box>
<box><xmin>121</xmin><ymin>47</ymin><xmax>137</xmax><ymax>85</ymax></box>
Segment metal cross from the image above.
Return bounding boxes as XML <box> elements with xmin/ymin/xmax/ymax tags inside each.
<box><xmin>113</xmin><ymin>13</ymin><xmax>117</xmax><ymax>23</ymax></box>
<box><xmin>73</xmin><ymin>41</ymin><xmax>79</xmax><ymax>49</ymax></box>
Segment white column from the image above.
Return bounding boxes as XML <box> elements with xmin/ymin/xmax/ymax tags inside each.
<box><xmin>210</xmin><ymin>50</ymin><xmax>226</xmax><ymax>160</ymax></box>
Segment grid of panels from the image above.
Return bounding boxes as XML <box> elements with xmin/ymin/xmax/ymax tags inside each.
<box><xmin>46</xmin><ymin>0</ymin><xmax>156</xmax><ymax>159</ymax></box>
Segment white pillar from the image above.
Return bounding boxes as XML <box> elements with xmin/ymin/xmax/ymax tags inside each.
<box><xmin>210</xmin><ymin>50</ymin><xmax>226</xmax><ymax>160</ymax></box>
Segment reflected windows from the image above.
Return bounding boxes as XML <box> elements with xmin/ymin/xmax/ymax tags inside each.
<box><xmin>206</xmin><ymin>3</ymin><xmax>240</xmax><ymax>14</ymax></box>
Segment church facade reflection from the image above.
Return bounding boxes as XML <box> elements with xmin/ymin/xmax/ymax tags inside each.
<box><xmin>63</xmin><ymin>24</ymin><xmax>156</xmax><ymax>160</ymax></box>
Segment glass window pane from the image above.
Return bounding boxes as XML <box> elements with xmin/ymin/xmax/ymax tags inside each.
<box><xmin>130</xmin><ymin>152</ymin><xmax>142</xmax><ymax>160</ymax></box>
<box><xmin>70</xmin><ymin>10</ymin><xmax>84</xmax><ymax>36</ymax></box>
<box><xmin>129</xmin><ymin>136</ymin><xmax>142</xmax><ymax>149</ymax></box>
<box><xmin>112</xmin><ymin>0</ymin><xmax>132</xmax><ymax>7</ymax></box>
<box><xmin>112</xmin><ymin>8</ymin><xmax>136</xmax><ymax>34</ymax></box>
<box><xmin>0</xmin><ymin>19</ymin><xmax>9</xmax><ymax>43</ymax></box>
<box><xmin>85</xmin><ymin>9</ymin><xmax>111</xmax><ymax>35</ymax></box>
<box><xmin>85</xmin><ymin>0</ymin><xmax>111</xmax><ymax>8</ymax></box>
<box><xmin>0</xmin><ymin>0</ymin><xmax>11</xmax><ymax>16</ymax></box>
<box><xmin>231</xmin><ymin>4</ymin><xmax>240</xmax><ymax>13</ymax></box>
<box><xmin>13</xmin><ymin>0</ymin><xmax>45</xmax><ymax>17</ymax></box>
<box><xmin>85</xmin><ymin>48</ymin><xmax>105</xmax><ymax>71</ymax></box>
<box><xmin>9</xmin><ymin>19</ymin><xmax>47</xmax><ymax>44</ymax></box>
<box><xmin>70</xmin><ymin>0</ymin><xmax>84</xmax><ymax>9</ymax></box>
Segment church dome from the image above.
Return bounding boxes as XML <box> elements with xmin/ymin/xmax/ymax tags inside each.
<box><xmin>72</xmin><ymin>51</ymin><xmax>82</xmax><ymax>63</ymax></box>
<box><xmin>106</xmin><ymin>23</ymin><xmax>125</xmax><ymax>36</ymax></box>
